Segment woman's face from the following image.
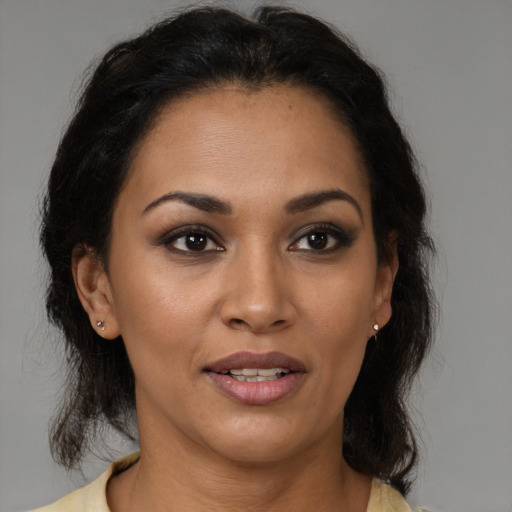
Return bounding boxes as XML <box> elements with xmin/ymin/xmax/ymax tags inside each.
<box><xmin>80</xmin><ymin>85</ymin><xmax>395</xmax><ymax>464</ymax></box>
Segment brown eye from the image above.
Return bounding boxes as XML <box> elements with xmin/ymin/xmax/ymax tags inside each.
<box><xmin>184</xmin><ymin>233</ymin><xmax>208</xmax><ymax>251</ymax></box>
<box><xmin>307</xmin><ymin>232</ymin><xmax>328</xmax><ymax>250</ymax></box>
<box><xmin>165</xmin><ymin>229</ymin><xmax>223</xmax><ymax>253</ymax></box>
<box><xmin>289</xmin><ymin>224</ymin><xmax>355</xmax><ymax>253</ymax></box>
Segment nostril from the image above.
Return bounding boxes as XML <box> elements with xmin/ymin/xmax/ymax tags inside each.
<box><xmin>228</xmin><ymin>317</ymin><xmax>287</xmax><ymax>332</ymax></box>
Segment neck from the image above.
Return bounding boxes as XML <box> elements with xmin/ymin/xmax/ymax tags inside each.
<box><xmin>107</xmin><ymin>417</ymin><xmax>371</xmax><ymax>512</ymax></box>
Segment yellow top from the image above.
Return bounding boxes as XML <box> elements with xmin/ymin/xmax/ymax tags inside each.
<box><xmin>30</xmin><ymin>453</ymin><xmax>425</xmax><ymax>512</ymax></box>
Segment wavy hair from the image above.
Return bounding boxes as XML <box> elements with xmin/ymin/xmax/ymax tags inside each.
<box><xmin>40</xmin><ymin>6</ymin><xmax>435</xmax><ymax>495</ymax></box>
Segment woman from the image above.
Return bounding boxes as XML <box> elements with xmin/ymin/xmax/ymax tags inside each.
<box><xmin>34</xmin><ymin>5</ymin><xmax>434</xmax><ymax>511</ymax></box>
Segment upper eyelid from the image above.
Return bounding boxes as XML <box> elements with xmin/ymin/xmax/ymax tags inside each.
<box><xmin>291</xmin><ymin>222</ymin><xmax>351</xmax><ymax>239</ymax></box>
<box><xmin>160</xmin><ymin>228</ymin><xmax>225</xmax><ymax>255</ymax></box>
<box><xmin>159</xmin><ymin>224</ymin><xmax>222</xmax><ymax>243</ymax></box>
<box><xmin>157</xmin><ymin>222</ymin><xmax>354</xmax><ymax>247</ymax></box>
<box><xmin>289</xmin><ymin>223</ymin><xmax>356</xmax><ymax>249</ymax></box>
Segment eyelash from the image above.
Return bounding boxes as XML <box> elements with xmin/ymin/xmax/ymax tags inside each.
<box><xmin>160</xmin><ymin>225</ymin><xmax>224</xmax><ymax>256</ymax></box>
<box><xmin>289</xmin><ymin>223</ymin><xmax>355</xmax><ymax>254</ymax></box>
<box><xmin>159</xmin><ymin>223</ymin><xmax>354</xmax><ymax>256</ymax></box>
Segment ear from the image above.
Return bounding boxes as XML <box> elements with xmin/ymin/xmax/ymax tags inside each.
<box><xmin>72</xmin><ymin>245</ymin><xmax>121</xmax><ymax>340</ymax></box>
<box><xmin>371</xmin><ymin>239</ymin><xmax>399</xmax><ymax>337</ymax></box>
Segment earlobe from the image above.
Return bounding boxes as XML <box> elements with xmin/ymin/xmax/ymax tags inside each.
<box><xmin>72</xmin><ymin>245</ymin><xmax>121</xmax><ymax>340</ymax></box>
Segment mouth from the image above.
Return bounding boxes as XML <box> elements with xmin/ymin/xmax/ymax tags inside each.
<box><xmin>204</xmin><ymin>351</ymin><xmax>306</xmax><ymax>405</ymax></box>
<box><xmin>218</xmin><ymin>367</ymin><xmax>291</xmax><ymax>382</ymax></box>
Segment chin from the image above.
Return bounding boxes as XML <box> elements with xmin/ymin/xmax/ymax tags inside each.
<box><xmin>203</xmin><ymin>415</ymin><xmax>327</xmax><ymax>465</ymax></box>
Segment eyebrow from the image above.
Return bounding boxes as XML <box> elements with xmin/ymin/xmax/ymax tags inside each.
<box><xmin>285</xmin><ymin>189</ymin><xmax>363</xmax><ymax>222</ymax></box>
<box><xmin>142</xmin><ymin>192</ymin><xmax>232</xmax><ymax>216</ymax></box>
<box><xmin>142</xmin><ymin>188</ymin><xmax>363</xmax><ymax>221</ymax></box>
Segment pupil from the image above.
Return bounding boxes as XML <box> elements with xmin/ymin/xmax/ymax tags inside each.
<box><xmin>186</xmin><ymin>233</ymin><xmax>207</xmax><ymax>250</ymax></box>
<box><xmin>308</xmin><ymin>232</ymin><xmax>327</xmax><ymax>249</ymax></box>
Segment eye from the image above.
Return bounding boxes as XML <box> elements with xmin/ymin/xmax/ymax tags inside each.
<box><xmin>161</xmin><ymin>228</ymin><xmax>224</xmax><ymax>254</ymax></box>
<box><xmin>289</xmin><ymin>224</ymin><xmax>355</xmax><ymax>252</ymax></box>
<box><xmin>293</xmin><ymin>231</ymin><xmax>338</xmax><ymax>251</ymax></box>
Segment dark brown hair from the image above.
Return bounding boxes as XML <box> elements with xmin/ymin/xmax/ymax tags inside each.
<box><xmin>41</xmin><ymin>6</ymin><xmax>435</xmax><ymax>495</ymax></box>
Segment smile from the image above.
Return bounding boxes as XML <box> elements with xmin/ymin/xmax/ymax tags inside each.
<box><xmin>205</xmin><ymin>352</ymin><xmax>305</xmax><ymax>405</ymax></box>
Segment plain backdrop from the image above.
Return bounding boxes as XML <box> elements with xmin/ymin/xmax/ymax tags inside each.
<box><xmin>1</xmin><ymin>1</ymin><xmax>511</xmax><ymax>511</ymax></box>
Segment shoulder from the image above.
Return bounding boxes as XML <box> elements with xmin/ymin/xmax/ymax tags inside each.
<box><xmin>28</xmin><ymin>473</ymin><xmax>110</xmax><ymax>512</ymax></box>
<box><xmin>29</xmin><ymin>458</ymin><xmax>429</xmax><ymax>512</ymax></box>
<box><xmin>367</xmin><ymin>479</ymin><xmax>430</xmax><ymax>512</ymax></box>
<box><xmin>28</xmin><ymin>453</ymin><xmax>140</xmax><ymax>512</ymax></box>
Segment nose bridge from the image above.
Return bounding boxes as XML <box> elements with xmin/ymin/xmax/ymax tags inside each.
<box><xmin>220</xmin><ymin>237</ymin><xmax>295</xmax><ymax>332</ymax></box>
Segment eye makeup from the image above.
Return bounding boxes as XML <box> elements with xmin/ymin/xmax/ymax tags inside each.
<box><xmin>157</xmin><ymin>224</ymin><xmax>225</xmax><ymax>257</ymax></box>
<box><xmin>288</xmin><ymin>222</ymin><xmax>357</xmax><ymax>254</ymax></box>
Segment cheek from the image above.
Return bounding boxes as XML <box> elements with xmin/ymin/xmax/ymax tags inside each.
<box><xmin>107</xmin><ymin>256</ymin><xmax>211</xmax><ymax>369</ymax></box>
<box><xmin>300</xmin><ymin>268</ymin><xmax>376</xmax><ymax>404</ymax></box>
<box><xmin>111</xmin><ymin>276</ymin><xmax>209</xmax><ymax>415</ymax></box>
<box><xmin>303</xmin><ymin>265</ymin><xmax>377</xmax><ymax>338</ymax></box>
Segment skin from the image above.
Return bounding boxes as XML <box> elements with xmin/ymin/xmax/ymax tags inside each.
<box><xmin>73</xmin><ymin>85</ymin><xmax>397</xmax><ymax>512</ymax></box>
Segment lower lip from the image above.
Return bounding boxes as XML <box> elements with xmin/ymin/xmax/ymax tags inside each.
<box><xmin>206</xmin><ymin>372</ymin><xmax>304</xmax><ymax>405</ymax></box>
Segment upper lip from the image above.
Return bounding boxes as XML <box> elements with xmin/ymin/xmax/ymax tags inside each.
<box><xmin>205</xmin><ymin>351</ymin><xmax>306</xmax><ymax>373</ymax></box>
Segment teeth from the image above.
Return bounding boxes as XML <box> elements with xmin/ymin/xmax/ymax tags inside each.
<box><xmin>224</xmin><ymin>368</ymin><xmax>290</xmax><ymax>382</ymax></box>
<box><xmin>232</xmin><ymin>375</ymin><xmax>279</xmax><ymax>382</ymax></box>
<box><xmin>228</xmin><ymin>368</ymin><xmax>289</xmax><ymax>377</ymax></box>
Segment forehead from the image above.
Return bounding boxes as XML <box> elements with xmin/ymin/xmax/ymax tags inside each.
<box><xmin>122</xmin><ymin>85</ymin><xmax>370</xmax><ymax>212</ymax></box>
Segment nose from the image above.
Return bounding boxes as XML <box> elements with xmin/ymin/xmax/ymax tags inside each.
<box><xmin>219</xmin><ymin>247</ymin><xmax>297</xmax><ymax>334</ymax></box>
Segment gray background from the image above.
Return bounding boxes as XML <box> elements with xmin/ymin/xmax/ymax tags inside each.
<box><xmin>1</xmin><ymin>0</ymin><xmax>511</xmax><ymax>511</ymax></box>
